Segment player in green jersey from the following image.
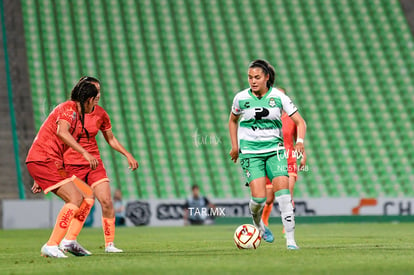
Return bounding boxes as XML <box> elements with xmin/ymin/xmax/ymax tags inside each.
<box><xmin>228</xmin><ymin>59</ymin><xmax>306</xmax><ymax>249</ymax></box>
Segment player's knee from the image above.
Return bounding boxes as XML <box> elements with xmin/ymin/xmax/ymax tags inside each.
<box><xmin>99</xmin><ymin>196</ymin><xmax>113</xmax><ymax>211</ymax></box>
<box><xmin>266</xmin><ymin>197</ymin><xmax>274</xmax><ymax>205</ymax></box>
<box><xmin>70</xmin><ymin>193</ymin><xmax>84</xmax><ymax>207</ymax></box>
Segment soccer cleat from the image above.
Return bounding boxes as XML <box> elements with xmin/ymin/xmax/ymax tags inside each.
<box><xmin>105</xmin><ymin>242</ymin><xmax>123</xmax><ymax>253</ymax></box>
<box><xmin>282</xmin><ymin>227</ymin><xmax>286</xmax><ymax>239</ymax></box>
<box><xmin>262</xmin><ymin>226</ymin><xmax>274</xmax><ymax>243</ymax></box>
<box><xmin>60</xmin><ymin>239</ymin><xmax>92</xmax><ymax>256</ymax></box>
<box><xmin>287</xmin><ymin>244</ymin><xmax>300</xmax><ymax>250</ymax></box>
<box><xmin>41</xmin><ymin>244</ymin><xmax>68</xmax><ymax>258</ymax></box>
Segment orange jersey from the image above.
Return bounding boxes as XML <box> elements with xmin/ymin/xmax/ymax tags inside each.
<box><xmin>64</xmin><ymin>105</ymin><xmax>111</xmax><ymax>165</ymax></box>
<box><xmin>26</xmin><ymin>101</ymin><xmax>81</xmax><ymax>164</ymax></box>
<box><xmin>281</xmin><ymin>112</ymin><xmax>297</xmax><ymax>160</ymax></box>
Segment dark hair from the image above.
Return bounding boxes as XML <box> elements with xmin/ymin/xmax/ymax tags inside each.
<box><xmin>78</xmin><ymin>76</ymin><xmax>101</xmax><ymax>85</ymax></box>
<box><xmin>70</xmin><ymin>81</ymin><xmax>98</xmax><ymax>140</ymax></box>
<box><xmin>248</xmin><ymin>59</ymin><xmax>276</xmax><ymax>88</ymax></box>
<box><xmin>191</xmin><ymin>184</ymin><xmax>199</xmax><ymax>191</ymax></box>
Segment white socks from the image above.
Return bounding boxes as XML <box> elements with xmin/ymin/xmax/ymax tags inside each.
<box><xmin>249</xmin><ymin>198</ymin><xmax>266</xmax><ymax>234</ymax></box>
<box><xmin>275</xmin><ymin>193</ymin><xmax>296</xmax><ymax>245</ymax></box>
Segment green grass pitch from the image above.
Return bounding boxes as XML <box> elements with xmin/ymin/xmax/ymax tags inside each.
<box><xmin>1</xmin><ymin>223</ymin><xmax>414</xmax><ymax>274</ymax></box>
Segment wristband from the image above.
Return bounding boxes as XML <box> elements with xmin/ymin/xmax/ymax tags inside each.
<box><xmin>296</xmin><ymin>138</ymin><xmax>304</xmax><ymax>144</ymax></box>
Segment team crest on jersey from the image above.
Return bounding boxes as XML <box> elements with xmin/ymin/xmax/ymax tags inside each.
<box><xmin>72</xmin><ymin>112</ymin><xmax>77</xmax><ymax>121</ymax></box>
<box><xmin>268</xmin><ymin>98</ymin><xmax>276</xmax><ymax>108</ymax></box>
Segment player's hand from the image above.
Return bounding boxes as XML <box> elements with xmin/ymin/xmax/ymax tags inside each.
<box><xmin>294</xmin><ymin>142</ymin><xmax>304</xmax><ymax>155</ymax></box>
<box><xmin>229</xmin><ymin>147</ymin><xmax>239</xmax><ymax>163</ymax></box>
<box><xmin>299</xmin><ymin>156</ymin><xmax>307</xmax><ymax>171</ymax></box>
<box><xmin>31</xmin><ymin>181</ymin><xmax>42</xmax><ymax>194</ymax></box>
<box><xmin>82</xmin><ymin>151</ymin><xmax>99</xmax><ymax>170</ymax></box>
<box><xmin>126</xmin><ymin>154</ymin><xmax>139</xmax><ymax>171</ymax></box>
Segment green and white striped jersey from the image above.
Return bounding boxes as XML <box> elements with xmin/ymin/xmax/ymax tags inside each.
<box><xmin>231</xmin><ymin>87</ymin><xmax>297</xmax><ymax>155</ymax></box>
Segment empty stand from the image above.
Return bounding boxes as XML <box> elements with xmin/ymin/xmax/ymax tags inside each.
<box><xmin>21</xmin><ymin>0</ymin><xmax>414</xmax><ymax>199</ymax></box>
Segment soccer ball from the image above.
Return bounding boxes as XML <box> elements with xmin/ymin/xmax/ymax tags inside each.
<box><xmin>233</xmin><ymin>224</ymin><xmax>261</xmax><ymax>249</ymax></box>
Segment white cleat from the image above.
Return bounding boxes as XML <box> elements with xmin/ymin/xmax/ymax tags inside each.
<box><xmin>105</xmin><ymin>242</ymin><xmax>123</xmax><ymax>253</ymax></box>
<box><xmin>287</xmin><ymin>243</ymin><xmax>300</xmax><ymax>250</ymax></box>
<box><xmin>60</xmin><ymin>239</ymin><xmax>92</xmax><ymax>256</ymax></box>
<box><xmin>41</xmin><ymin>244</ymin><xmax>68</xmax><ymax>258</ymax></box>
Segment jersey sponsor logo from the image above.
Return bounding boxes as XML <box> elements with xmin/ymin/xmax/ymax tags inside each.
<box><xmin>76</xmin><ymin>204</ymin><xmax>92</xmax><ymax>222</ymax></box>
<box><xmin>268</xmin><ymin>98</ymin><xmax>276</xmax><ymax>107</ymax></box>
<box><xmin>244</xmin><ymin>101</ymin><xmax>250</xmax><ymax>108</ymax></box>
<box><xmin>254</xmin><ymin>107</ymin><xmax>270</xmax><ymax>120</ymax></box>
<box><xmin>59</xmin><ymin>208</ymin><xmax>75</xmax><ymax>229</ymax></box>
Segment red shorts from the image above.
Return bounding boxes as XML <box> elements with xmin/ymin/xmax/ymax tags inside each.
<box><xmin>65</xmin><ymin>160</ymin><xmax>109</xmax><ymax>188</ymax></box>
<box><xmin>27</xmin><ymin>161</ymin><xmax>75</xmax><ymax>194</ymax></box>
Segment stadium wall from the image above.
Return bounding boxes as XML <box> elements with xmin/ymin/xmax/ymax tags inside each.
<box><xmin>3</xmin><ymin>198</ymin><xmax>414</xmax><ymax>229</ymax></box>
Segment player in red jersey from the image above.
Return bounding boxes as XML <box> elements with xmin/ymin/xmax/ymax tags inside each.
<box><xmin>262</xmin><ymin>88</ymin><xmax>307</xmax><ymax>231</ymax></box>
<box><xmin>59</xmin><ymin>76</ymin><xmax>138</xmax><ymax>255</ymax></box>
<box><xmin>26</xmin><ymin>82</ymin><xmax>99</xmax><ymax>258</ymax></box>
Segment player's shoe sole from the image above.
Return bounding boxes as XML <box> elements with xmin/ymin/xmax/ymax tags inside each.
<box><xmin>287</xmin><ymin>244</ymin><xmax>300</xmax><ymax>250</ymax></box>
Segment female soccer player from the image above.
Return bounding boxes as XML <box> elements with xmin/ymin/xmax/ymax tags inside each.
<box><xmin>261</xmin><ymin>88</ymin><xmax>307</xmax><ymax>233</ymax></box>
<box><xmin>26</xmin><ymin>82</ymin><xmax>99</xmax><ymax>258</ymax></box>
<box><xmin>59</xmin><ymin>76</ymin><xmax>138</xmax><ymax>255</ymax></box>
<box><xmin>229</xmin><ymin>59</ymin><xmax>306</xmax><ymax>249</ymax></box>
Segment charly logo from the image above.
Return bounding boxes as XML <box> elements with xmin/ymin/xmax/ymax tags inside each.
<box><xmin>59</xmin><ymin>209</ymin><xmax>75</xmax><ymax>229</ymax></box>
<box><xmin>126</xmin><ymin>201</ymin><xmax>151</xmax><ymax>225</ymax></box>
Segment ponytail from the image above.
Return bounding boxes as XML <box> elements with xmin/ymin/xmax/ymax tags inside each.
<box><xmin>70</xmin><ymin>81</ymin><xmax>98</xmax><ymax>140</ymax></box>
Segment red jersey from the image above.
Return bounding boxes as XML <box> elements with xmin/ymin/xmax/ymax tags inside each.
<box><xmin>26</xmin><ymin>101</ymin><xmax>80</xmax><ymax>164</ymax></box>
<box><xmin>64</xmin><ymin>105</ymin><xmax>111</xmax><ymax>165</ymax></box>
<box><xmin>281</xmin><ymin>112</ymin><xmax>297</xmax><ymax>160</ymax></box>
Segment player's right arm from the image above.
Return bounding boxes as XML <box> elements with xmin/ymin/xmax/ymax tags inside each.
<box><xmin>228</xmin><ymin>112</ymin><xmax>240</xmax><ymax>163</ymax></box>
<box><xmin>56</xmin><ymin>119</ymin><xmax>98</xmax><ymax>169</ymax></box>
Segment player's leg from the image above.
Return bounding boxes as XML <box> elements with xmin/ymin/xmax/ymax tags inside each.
<box><xmin>288</xmin><ymin>174</ymin><xmax>297</xmax><ymax>208</ymax></box>
<box><xmin>240</xmin><ymin>156</ymin><xmax>267</xmax><ymax>236</ymax></box>
<box><xmin>27</xmin><ymin>162</ymin><xmax>81</xmax><ymax>258</ymax></box>
<box><xmin>281</xmin><ymin>161</ymin><xmax>297</xmax><ymax>236</ymax></box>
<box><xmin>287</xmin><ymin>158</ymin><xmax>298</xmax><ymax>206</ymax></box>
<box><xmin>273</xmin><ymin>176</ymin><xmax>298</xmax><ymax>249</ymax></box>
<box><xmin>248</xmin><ymin>177</ymin><xmax>267</xmax><ymax>235</ymax></box>
<box><xmin>262</xmin><ymin>177</ymin><xmax>274</xmax><ymax>227</ymax></box>
<box><xmin>267</xmin><ymin>152</ymin><xmax>298</xmax><ymax>249</ymax></box>
<box><xmin>60</xmin><ymin>166</ymin><xmax>94</xmax><ymax>256</ymax></box>
<box><xmin>261</xmin><ymin>177</ymin><xmax>275</xmax><ymax>243</ymax></box>
<box><xmin>93</xmin><ymin>180</ymin><xmax>123</xmax><ymax>253</ymax></box>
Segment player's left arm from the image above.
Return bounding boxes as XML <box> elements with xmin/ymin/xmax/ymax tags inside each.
<box><xmin>102</xmin><ymin>129</ymin><xmax>139</xmax><ymax>171</ymax></box>
<box><xmin>290</xmin><ymin>112</ymin><xmax>307</xmax><ymax>154</ymax></box>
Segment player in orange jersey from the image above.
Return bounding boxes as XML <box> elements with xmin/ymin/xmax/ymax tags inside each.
<box><xmin>261</xmin><ymin>88</ymin><xmax>307</xmax><ymax>232</ymax></box>
<box><xmin>60</xmin><ymin>76</ymin><xmax>138</xmax><ymax>254</ymax></box>
<box><xmin>27</xmin><ymin>82</ymin><xmax>99</xmax><ymax>258</ymax></box>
